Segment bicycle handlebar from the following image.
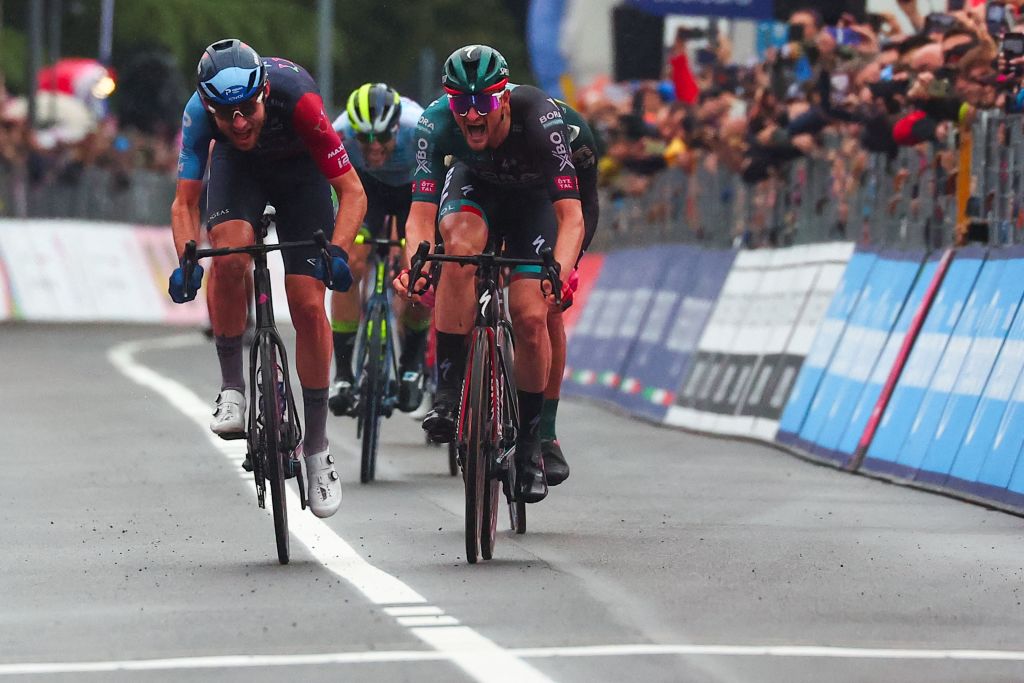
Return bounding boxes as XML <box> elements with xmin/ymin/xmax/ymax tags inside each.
<box><xmin>180</xmin><ymin>229</ymin><xmax>334</xmax><ymax>299</ymax></box>
<box><xmin>408</xmin><ymin>240</ymin><xmax>562</xmax><ymax>307</ymax></box>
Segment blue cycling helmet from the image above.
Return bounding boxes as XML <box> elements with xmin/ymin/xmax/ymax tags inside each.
<box><xmin>196</xmin><ymin>38</ymin><xmax>267</xmax><ymax>105</ymax></box>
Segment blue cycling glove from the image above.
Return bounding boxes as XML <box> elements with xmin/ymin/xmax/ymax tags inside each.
<box><xmin>315</xmin><ymin>244</ymin><xmax>353</xmax><ymax>292</ymax></box>
<box><xmin>168</xmin><ymin>258</ymin><xmax>204</xmax><ymax>304</ymax></box>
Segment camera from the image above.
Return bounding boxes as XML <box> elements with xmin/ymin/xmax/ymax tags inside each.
<box><xmin>987</xmin><ymin>1</ymin><xmax>1015</xmax><ymax>37</ymax></box>
<box><xmin>925</xmin><ymin>12</ymin><xmax>958</xmax><ymax>35</ymax></box>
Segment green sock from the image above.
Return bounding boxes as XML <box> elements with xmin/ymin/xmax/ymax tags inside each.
<box><xmin>540</xmin><ymin>398</ymin><xmax>558</xmax><ymax>441</ymax></box>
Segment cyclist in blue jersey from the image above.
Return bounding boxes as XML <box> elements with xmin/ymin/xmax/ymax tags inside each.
<box><xmin>328</xmin><ymin>83</ymin><xmax>432</xmax><ymax>416</ymax></box>
<box><xmin>168</xmin><ymin>39</ymin><xmax>367</xmax><ymax>518</ymax></box>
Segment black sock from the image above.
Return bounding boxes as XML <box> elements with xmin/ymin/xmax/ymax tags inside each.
<box><xmin>332</xmin><ymin>331</ymin><xmax>356</xmax><ymax>381</ymax></box>
<box><xmin>302</xmin><ymin>386</ymin><xmax>329</xmax><ymax>455</ymax></box>
<box><xmin>215</xmin><ymin>335</ymin><xmax>245</xmax><ymax>392</ymax></box>
<box><xmin>517</xmin><ymin>390</ymin><xmax>544</xmax><ymax>442</ymax></box>
<box><xmin>435</xmin><ymin>331</ymin><xmax>467</xmax><ymax>396</ymax></box>
<box><xmin>399</xmin><ymin>327</ymin><xmax>429</xmax><ymax>370</ymax></box>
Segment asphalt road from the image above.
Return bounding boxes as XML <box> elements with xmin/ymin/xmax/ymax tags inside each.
<box><xmin>3</xmin><ymin>323</ymin><xmax>1024</xmax><ymax>682</ymax></box>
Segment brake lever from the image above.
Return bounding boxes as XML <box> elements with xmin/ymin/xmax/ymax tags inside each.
<box><xmin>408</xmin><ymin>240</ymin><xmax>432</xmax><ymax>296</ymax></box>
<box><xmin>312</xmin><ymin>230</ymin><xmax>333</xmax><ymax>289</ymax></box>
<box><xmin>182</xmin><ymin>240</ymin><xmax>198</xmax><ymax>299</ymax></box>
<box><xmin>540</xmin><ymin>247</ymin><xmax>562</xmax><ymax>307</ymax></box>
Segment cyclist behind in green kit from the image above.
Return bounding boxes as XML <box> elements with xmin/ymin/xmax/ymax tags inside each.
<box><xmin>328</xmin><ymin>83</ymin><xmax>433</xmax><ymax>417</ymax></box>
<box><xmin>394</xmin><ymin>45</ymin><xmax>599</xmax><ymax>503</ymax></box>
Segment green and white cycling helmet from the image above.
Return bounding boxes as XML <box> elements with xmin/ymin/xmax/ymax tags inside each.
<box><xmin>442</xmin><ymin>44</ymin><xmax>509</xmax><ymax>95</ymax></box>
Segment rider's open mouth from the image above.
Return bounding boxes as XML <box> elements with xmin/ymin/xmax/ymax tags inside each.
<box><xmin>467</xmin><ymin>122</ymin><xmax>486</xmax><ymax>137</ymax></box>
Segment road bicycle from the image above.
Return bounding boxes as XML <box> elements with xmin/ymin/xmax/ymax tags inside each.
<box><xmin>409</xmin><ymin>239</ymin><xmax>561</xmax><ymax>563</ymax></box>
<box><xmin>181</xmin><ymin>208</ymin><xmax>334</xmax><ymax>564</ymax></box>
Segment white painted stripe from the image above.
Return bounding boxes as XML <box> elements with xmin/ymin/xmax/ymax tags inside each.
<box><xmin>397</xmin><ymin>616</ymin><xmax>461</xmax><ymax>627</ymax></box>
<box><xmin>384</xmin><ymin>606</ymin><xmax>444</xmax><ymax>617</ymax></box>
<box><xmin>106</xmin><ymin>334</ymin><xmax>553</xmax><ymax>683</ymax></box>
<box><xmin>5</xmin><ymin>642</ymin><xmax>1024</xmax><ymax>675</ymax></box>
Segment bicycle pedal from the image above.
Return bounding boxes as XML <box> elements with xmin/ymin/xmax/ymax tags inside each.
<box><xmin>242</xmin><ymin>456</ymin><xmax>253</xmax><ymax>472</ymax></box>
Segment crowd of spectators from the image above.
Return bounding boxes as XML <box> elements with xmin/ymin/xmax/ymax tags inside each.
<box><xmin>577</xmin><ymin>1</ymin><xmax>1024</xmax><ymax>245</ymax></box>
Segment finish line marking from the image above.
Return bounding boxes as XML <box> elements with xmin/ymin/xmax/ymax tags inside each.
<box><xmin>108</xmin><ymin>335</ymin><xmax>553</xmax><ymax>683</ymax></box>
<box><xmin>5</xmin><ymin>643</ymin><xmax>1024</xmax><ymax>675</ymax></box>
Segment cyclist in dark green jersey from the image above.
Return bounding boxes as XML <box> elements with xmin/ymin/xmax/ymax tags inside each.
<box><xmin>394</xmin><ymin>45</ymin><xmax>599</xmax><ymax>503</ymax></box>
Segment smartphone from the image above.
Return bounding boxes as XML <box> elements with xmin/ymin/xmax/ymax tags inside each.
<box><xmin>1003</xmin><ymin>31</ymin><xmax>1024</xmax><ymax>59</ymax></box>
<box><xmin>948</xmin><ymin>0</ymin><xmax>965</xmax><ymax>9</ymax></box>
<box><xmin>826</xmin><ymin>26</ymin><xmax>864</xmax><ymax>46</ymax></box>
<box><xmin>987</xmin><ymin>1</ymin><xmax>1014</xmax><ymax>37</ymax></box>
<box><xmin>787</xmin><ymin>23</ymin><xmax>805</xmax><ymax>43</ymax></box>
<box><xmin>925</xmin><ymin>12</ymin><xmax>957</xmax><ymax>35</ymax></box>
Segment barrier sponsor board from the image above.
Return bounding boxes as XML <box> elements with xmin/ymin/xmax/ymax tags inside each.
<box><xmin>668</xmin><ymin>242</ymin><xmax>853</xmax><ymax>439</ymax></box>
<box><xmin>615</xmin><ymin>246</ymin><xmax>733</xmax><ymax>421</ymax></box>
<box><xmin>563</xmin><ymin>246</ymin><xmax>667</xmax><ymax>404</ymax></box>
<box><xmin>862</xmin><ymin>246</ymin><xmax>987</xmax><ymax>476</ymax></box>
<box><xmin>793</xmin><ymin>249</ymin><xmax>925</xmax><ymax>464</ymax></box>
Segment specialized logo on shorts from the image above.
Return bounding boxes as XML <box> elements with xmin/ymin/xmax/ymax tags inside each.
<box><xmin>415</xmin><ymin>137</ymin><xmax>431</xmax><ymax>175</ymax></box>
<box><xmin>549</xmin><ymin>131</ymin><xmax>574</xmax><ymax>171</ymax></box>
<box><xmin>532</xmin><ymin>235</ymin><xmax>546</xmax><ymax>254</ymax></box>
<box><xmin>418</xmin><ymin>179</ymin><xmax>436</xmax><ymax>194</ymax></box>
<box><xmin>461</xmin><ymin>184</ymin><xmax>474</xmax><ymax>196</ymax></box>
<box><xmin>554</xmin><ymin>175</ymin><xmax>577</xmax><ymax>191</ymax></box>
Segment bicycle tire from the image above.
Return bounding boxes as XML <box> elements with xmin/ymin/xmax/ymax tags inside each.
<box><xmin>463</xmin><ymin>331</ymin><xmax>491</xmax><ymax>564</ymax></box>
<box><xmin>448</xmin><ymin>441</ymin><xmax>458</xmax><ymax>476</ymax></box>
<box><xmin>360</xmin><ymin>303</ymin><xmax>386</xmax><ymax>484</ymax></box>
<box><xmin>260</xmin><ymin>336</ymin><xmax>289</xmax><ymax>565</ymax></box>
<box><xmin>480</xmin><ymin>333</ymin><xmax>502</xmax><ymax>560</ymax></box>
<box><xmin>497</xmin><ymin>320</ymin><xmax>526</xmax><ymax>535</ymax></box>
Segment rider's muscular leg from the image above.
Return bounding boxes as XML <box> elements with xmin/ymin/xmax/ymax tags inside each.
<box><xmin>434</xmin><ymin>211</ymin><xmax>487</xmax><ymax>395</ymax></box>
<box><xmin>330</xmin><ymin>244</ymin><xmax>368</xmax><ymax>380</ymax></box>
<box><xmin>542</xmin><ymin>308</ymin><xmax>567</xmax><ymax>440</ymax></box>
<box><xmin>508</xmin><ymin>280</ymin><xmax>551</xmax><ymax>393</ymax></box>
<box><xmin>209</xmin><ymin>220</ymin><xmax>255</xmax><ymax>390</ymax></box>
<box><xmin>286</xmin><ymin>275</ymin><xmax>332</xmax><ymax>453</ymax></box>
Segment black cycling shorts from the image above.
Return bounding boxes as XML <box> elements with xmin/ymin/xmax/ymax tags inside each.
<box><xmin>202</xmin><ymin>144</ymin><xmax>335</xmax><ymax>278</ymax></box>
<box><xmin>437</xmin><ymin>161</ymin><xmax>598</xmax><ymax>265</ymax></box>
<box><xmin>357</xmin><ymin>169</ymin><xmax>412</xmax><ymax>240</ymax></box>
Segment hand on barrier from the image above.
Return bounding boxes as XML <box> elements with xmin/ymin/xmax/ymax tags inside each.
<box><xmin>315</xmin><ymin>244</ymin><xmax>353</xmax><ymax>292</ymax></box>
<box><xmin>168</xmin><ymin>258</ymin><xmax>204</xmax><ymax>304</ymax></box>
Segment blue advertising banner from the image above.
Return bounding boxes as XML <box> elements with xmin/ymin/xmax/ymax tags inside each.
<box><xmin>800</xmin><ymin>249</ymin><xmax>924</xmax><ymax>464</ymax></box>
<box><xmin>945</xmin><ymin>249</ymin><xmax>1024</xmax><ymax>497</ymax></box>
<box><xmin>863</xmin><ymin>246</ymin><xmax>986</xmax><ymax>477</ymax></box>
<box><xmin>836</xmin><ymin>253</ymin><xmax>940</xmax><ymax>457</ymax></box>
<box><xmin>776</xmin><ymin>248</ymin><xmax>876</xmax><ymax>445</ymax></box>
<box><xmin>627</xmin><ymin>0</ymin><xmax>774</xmax><ymax>20</ymax></box>
<box><xmin>617</xmin><ymin>246</ymin><xmax>733</xmax><ymax>421</ymax></box>
<box><xmin>563</xmin><ymin>246</ymin><xmax>668</xmax><ymax>405</ymax></box>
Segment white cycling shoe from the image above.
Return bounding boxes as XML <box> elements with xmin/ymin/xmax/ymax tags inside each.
<box><xmin>301</xmin><ymin>446</ymin><xmax>342</xmax><ymax>518</ymax></box>
<box><xmin>210</xmin><ymin>389</ymin><xmax>246</xmax><ymax>439</ymax></box>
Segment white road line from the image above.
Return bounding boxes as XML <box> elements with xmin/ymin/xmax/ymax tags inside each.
<box><xmin>5</xmin><ymin>642</ymin><xmax>1024</xmax><ymax>676</ymax></box>
<box><xmin>107</xmin><ymin>334</ymin><xmax>553</xmax><ymax>683</ymax></box>
<box><xmin>385</xmin><ymin>606</ymin><xmax>445</xmax><ymax>617</ymax></box>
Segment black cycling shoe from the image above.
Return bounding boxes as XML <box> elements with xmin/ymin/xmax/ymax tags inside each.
<box><xmin>328</xmin><ymin>378</ymin><xmax>357</xmax><ymax>417</ymax></box>
<box><xmin>422</xmin><ymin>390</ymin><xmax>458</xmax><ymax>443</ymax></box>
<box><xmin>516</xmin><ymin>438</ymin><xmax>548</xmax><ymax>503</ymax></box>
<box><xmin>397</xmin><ymin>365</ymin><xmax>425</xmax><ymax>413</ymax></box>
<box><xmin>541</xmin><ymin>439</ymin><xmax>570</xmax><ymax>486</ymax></box>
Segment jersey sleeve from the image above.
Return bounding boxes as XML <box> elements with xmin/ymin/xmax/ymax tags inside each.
<box><xmin>524</xmin><ymin>92</ymin><xmax>581</xmax><ymax>202</ymax></box>
<box><xmin>177</xmin><ymin>93</ymin><xmax>213</xmax><ymax>181</ymax></box>
<box><xmin>293</xmin><ymin>91</ymin><xmax>352</xmax><ymax>179</ymax></box>
<box><xmin>409</xmin><ymin>100</ymin><xmax>450</xmax><ymax>204</ymax></box>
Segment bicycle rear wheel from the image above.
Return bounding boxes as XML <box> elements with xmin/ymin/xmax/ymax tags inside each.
<box><xmin>463</xmin><ymin>330</ymin><xmax>492</xmax><ymax>564</ymax></box>
<box><xmin>360</xmin><ymin>303</ymin><xmax>387</xmax><ymax>483</ymax></box>
<box><xmin>259</xmin><ymin>336</ymin><xmax>289</xmax><ymax>564</ymax></box>
<box><xmin>497</xmin><ymin>320</ymin><xmax>525</xmax><ymax>535</ymax></box>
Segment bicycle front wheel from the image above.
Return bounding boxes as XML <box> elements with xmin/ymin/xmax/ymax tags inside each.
<box><xmin>498</xmin><ymin>320</ymin><xmax>525</xmax><ymax>535</ymax></box>
<box><xmin>463</xmin><ymin>330</ymin><xmax>494</xmax><ymax>564</ymax></box>
<box><xmin>259</xmin><ymin>336</ymin><xmax>289</xmax><ymax>564</ymax></box>
<box><xmin>360</xmin><ymin>303</ymin><xmax>387</xmax><ymax>484</ymax></box>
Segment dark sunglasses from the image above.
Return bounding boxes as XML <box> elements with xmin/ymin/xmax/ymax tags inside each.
<box><xmin>446</xmin><ymin>92</ymin><xmax>502</xmax><ymax>117</ymax></box>
<box><xmin>206</xmin><ymin>91</ymin><xmax>264</xmax><ymax>120</ymax></box>
<box><xmin>355</xmin><ymin>130</ymin><xmax>394</xmax><ymax>144</ymax></box>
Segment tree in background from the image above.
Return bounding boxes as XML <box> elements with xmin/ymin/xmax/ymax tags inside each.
<box><xmin>1</xmin><ymin>0</ymin><xmax>530</xmax><ymax>118</ymax></box>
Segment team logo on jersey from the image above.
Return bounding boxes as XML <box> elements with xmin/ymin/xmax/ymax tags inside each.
<box><xmin>549</xmin><ymin>130</ymin><xmax>574</xmax><ymax>171</ymax></box>
<box><xmin>417</xmin><ymin>115</ymin><xmax>435</xmax><ymax>131</ymax></box>
<box><xmin>415</xmin><ymin>137</ymin><xmax>431</xmax><ymax>175</ymax></box>
<box><xmin>538</xmin><ymin>110</ymin><xmax>563</xmax><ymax>129</ymax></box>
<box><xmin>418</xmin><ymin>179</ymin><xmax>436</xmax><ymax>194</ymax></box>
<box><xmin>554</xmin><ymin>175</ymin><xmax>577</xmax><ymax>191</ymax></box>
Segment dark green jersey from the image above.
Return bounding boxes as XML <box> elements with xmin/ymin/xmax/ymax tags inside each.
<box><xmin>411</xmin><ymin>83</ymin><xmax>598</xmax><ymax>204</ymax></box>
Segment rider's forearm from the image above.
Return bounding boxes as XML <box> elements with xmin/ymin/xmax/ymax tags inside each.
<box><xmin>404</xmin><ymin>201</ymin><xmax>439</xmax><ymax>265</ymax></box>
<box><xmin>552</xmin><ymin>198</ymin><xmax>585</xmax><ymax>277</ymax></box>
<box><xmin>170</xmin><ymin>196</ymin><xmax>200</xmax><ymax>259</ymax></box>
<box><xmin>330</xmin><ymin>172</ymin><xmax>367</xmax><ymax>252</ymax></box>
